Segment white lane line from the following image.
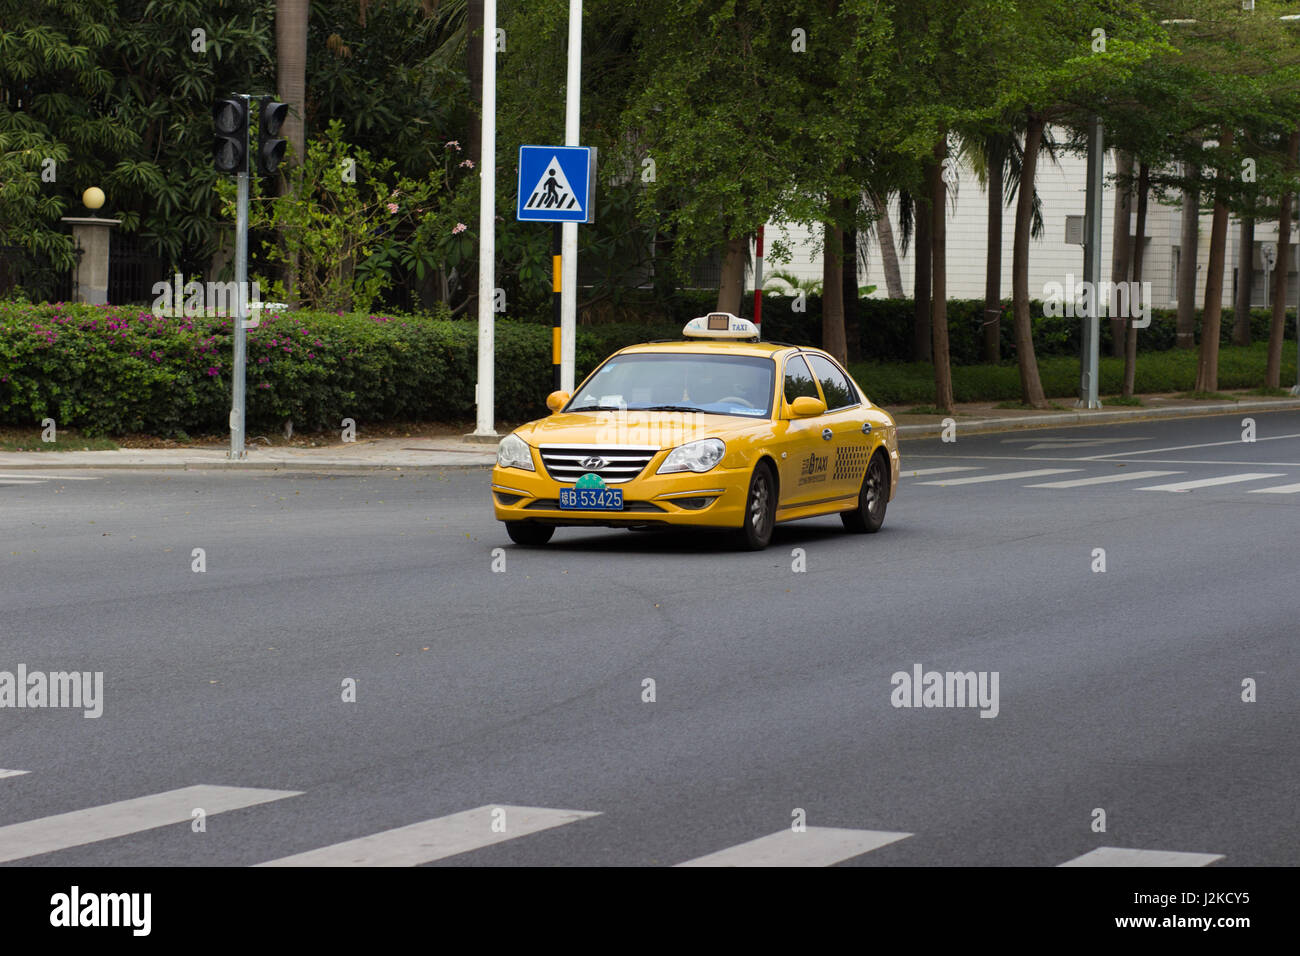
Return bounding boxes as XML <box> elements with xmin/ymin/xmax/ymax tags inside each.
<box><xmin>1024</xmin><ymin>470</ymin><xmax>1183</xmax><ymax>488</ymax></box>
<box><xmin>0</xmin><ymin>479</ymin><xmax>47</xmax><ymax>485</ymax></box>
<box><xmin>1137</xmin><ymin>473</ymin><xmax>1285</xmax><ymax>493</ymax></box>
<box><xmin>1088</xmin><ymin>433</ymin><xmax>1300</xmax><ymax>459</ymax></box>
<box><xmin>1247</xmin><ymin>482</ymin><xmax>1300</xmax><ymax>494</ymax></box>
<box><xmin>902</xmin><ymin>466</ymin><xmax>983</xmax><ymax>477</ymax></box>
<box><xmin>1059</xmin><ymin>847</ymin><xmax>1223</xmax><ymax>867</ymax></box>
<box><xmin>675</xmin><ymin>827</ymin><xmax>912</xmax><ymax>867</ymax></box>
<box><xmin>0</xmin><ymin>769</ymin><xmax>30</xmax><ymax>779</ymax></box>
<box><xmin>917</xmin><ymin>468</ymin><xmax>1079</xmax><ymax>486</ymax></box>
<box><xmin>256</xmin><ymin>804</ymin><xmax>599</xmax><ymax>867</ymax></box>
<box><xmin>0</xmin><ymin>785</ymin><xmax>301</xmax><ymax>863</ymax></box>
<box><xmin>0</xmin><ymin>474</ymin><xmax>101</xmax><ymax>481</ymax></box>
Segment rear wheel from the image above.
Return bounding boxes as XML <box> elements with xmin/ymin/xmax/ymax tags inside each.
<box><xmin>505</xmin><ymin>521</ymin><xmax>554</xmax><ymax>546</ymax></box>
<box><xmin>841</xmin><ymin>451</ymin><xmax>888</xmax><ymax>534</ymax></box>
<box><xmin>734</xmin><ymin>462</ymin><xmax>776</xmax><ymax>550</ymax></box>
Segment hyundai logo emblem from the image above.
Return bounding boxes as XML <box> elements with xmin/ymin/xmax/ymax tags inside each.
<box><xmin>580</xmin><ymin>456</ymin><xmax>608</xmax><ymax>469</ymax></box>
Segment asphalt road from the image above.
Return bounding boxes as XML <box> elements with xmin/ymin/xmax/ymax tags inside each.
<box><xmin>1</xmin><ymin>409</ymin><xmax>1296</xmax><ymax>867</ymax></box>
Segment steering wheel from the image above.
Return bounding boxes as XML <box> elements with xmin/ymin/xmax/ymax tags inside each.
<box><xmin>717</xmin><ymin>395</ymin><xmax>757</xmax><ymax>408</ymax></box>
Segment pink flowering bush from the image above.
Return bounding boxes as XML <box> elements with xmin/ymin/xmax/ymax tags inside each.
<box><xmin>0</xmin><ymin>300</ymin><xmax>681</xmax><ymax>436</ymax></box>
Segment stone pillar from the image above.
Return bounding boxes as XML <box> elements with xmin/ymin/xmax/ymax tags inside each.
<box><xmin>60</xmin><ymin>216</ymin><xmax>121</xmax><ymax>305</ymax></box>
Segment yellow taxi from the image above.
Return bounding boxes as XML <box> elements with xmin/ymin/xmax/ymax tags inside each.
<box><xmin>492</xmin><ymin>313</ymin><xmax>900</xmax><ymax>549</ymax></box>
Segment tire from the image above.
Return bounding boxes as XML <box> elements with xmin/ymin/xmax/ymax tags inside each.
<box><xmin>734</xmin><ymin>462</ymin><xmax>777</xmax><ymax>550</ymax></box>
<box><xmin>505</xmin><ymin>521</ymin><xmax>555</xmax><ymax>546</ymax></box>
<box><xmin>841</xmin><ymin>451</ymin><xmax>888</xmax><ymax>534</ymax></box>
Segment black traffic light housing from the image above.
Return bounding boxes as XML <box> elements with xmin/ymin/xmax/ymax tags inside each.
<box><xmin>212</xmin><ymin>97</ymin><xmax>249</xmax><ymax>174</ymax></box>
<box><xmin>258</xmin><ymin>98</ymin><xmax>289</xmax><ymax>176</ymax></box>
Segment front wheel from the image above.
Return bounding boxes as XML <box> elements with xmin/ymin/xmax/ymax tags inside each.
<box><xmin>505</xmin><ymin>521</ymin><xmax>554</xmax><ymax>546</ymax></box>
<box><xmin>841</xmin><ymin>452</ymin><xmax>888</xmax><ymax>534</ymax></box>
<box><xmin>734</xmin><ymin>462</ymin><xmax>777</xmax><ymax>550</ymax></box>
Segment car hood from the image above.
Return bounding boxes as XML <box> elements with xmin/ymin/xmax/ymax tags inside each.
<box><xmin>513</xmin><ymin>410</ymin><xmax>770</xmax><ymax>448</ymax></box>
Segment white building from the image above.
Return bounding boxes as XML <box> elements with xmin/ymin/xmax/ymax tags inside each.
<box><xmin>760</xmin><ymin>128</ymin><xmax>1299</xmax><ymax>312</ymax></box>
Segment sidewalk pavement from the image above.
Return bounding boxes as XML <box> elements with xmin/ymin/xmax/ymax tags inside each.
<box><xmin>2</xmin><ymin>393</ymin><xmax>1298</xmax><ymax>472</ymax></box>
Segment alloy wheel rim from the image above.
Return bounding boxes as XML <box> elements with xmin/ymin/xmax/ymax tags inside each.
<box><xmin>750</xmin><ymin>475</ymin><xmax>770</xmax><ymax>536</ymax></box>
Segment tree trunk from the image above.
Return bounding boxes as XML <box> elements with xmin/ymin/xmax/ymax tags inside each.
<box><xmin>1012</xmin><ymin>113</ymin><xmax>1048</xmax><ymax>407</ymax></box>
<box><xmin>822</xmin><ymin>211</ymin><xmax>847</xmax><ymax>364</ymax></box>
<box><xmin>1124</xmin><ymin>163</ymin><xmax>1149</xmax><ymax>398</ymax></box>
<box><xmin>983</xmin><ymin>139</ymin><xmax>1004</xmax><ymax>364</ymax></box>
<box><xmin>1177</xmin><ymin>162</ymin><xmax>1200</xmax><ymax>349</ymax></box>
<box><xmin>276</xmin><ymin>0</ymin><xmax>308</xmax><ymax>307</ymax></box>
<box><xmin>912</xmin><ymin>186</ymin><xmax>932</xmax><ymax>362</ymax></box>
<box><xmin>843</xmin><ymin>227</ymin><xmax>861</xmax><ymax>361</ymax></box>
<box><xmin>1196</xmin><ymin>129</ymin><xmax>1234</xmax><ymax>393</ymax></box>
<box><xmin>871</xmin><ymin>193</ymin><xmax>904</xmax><ymax>298</ymax></box>
<box><xmin>1234</xmin><ymin>216</ymin><xmax>1254</xmax><ymax>346</ymax></box>
<box><xmin>715</xmin><ymin>235</ymin><xmax>748</xmax><ymax>315</ymax></box>
<box><xmin>467</xmin><ymin>0</ymin><xmax>484</xmax><ymax>168</ymax></box>
<box><xmin>1109</xmin><ymin>150</ymin><xmax>1133</xmax><ymax>357</ymax></box>
<box><xmin>930</xmin><ymin>138</ymin><xmax>954</xmax><ymax>413</ymax></box>
<box><xmin>1266</xmin><ymin>129</ymin><xmax>1300</xmax><ymax>388</ymax></box>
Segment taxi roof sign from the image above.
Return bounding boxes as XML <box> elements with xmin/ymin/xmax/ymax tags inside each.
<box><xmin>683</xmin><ymin>312</ymin><xmax>760</xmax><ymax>340</ymax></box>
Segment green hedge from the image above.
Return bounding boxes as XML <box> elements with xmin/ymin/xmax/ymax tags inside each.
<box><xmin>3</xmin><ymin>300</ymin><xmax>1295</xmax><ymax>435</ymax></box>
<box><xmin>0</xmin><ymin>301</ymin><xmax>689</xmax><ymax>435</ymax></box>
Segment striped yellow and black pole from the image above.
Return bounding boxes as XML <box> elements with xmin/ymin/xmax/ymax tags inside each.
<box><xmin>551</xmin><ymin>222</ymin><xmax>562</xmax><ymax>391</ymax></box>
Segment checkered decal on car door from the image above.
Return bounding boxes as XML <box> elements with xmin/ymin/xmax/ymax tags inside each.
<box><xmin>833</xmin><ymin>444</ymin><xmax>871</xmax><ymax>482</ymax></box>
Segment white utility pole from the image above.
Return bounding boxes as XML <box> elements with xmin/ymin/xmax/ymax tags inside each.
<box><xmin>560</xmin><ymin>0</ymin><xmax>582</xmax><ymax>392</ymax></box>
<box><xmin>473</xmin><ymin>0</ymin><xmax>498</xmax><ymax>438</ymax></box>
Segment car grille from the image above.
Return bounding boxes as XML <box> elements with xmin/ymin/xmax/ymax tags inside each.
<box><xmin>538</xmin><ymin>445</ymin><xmax>658</xmax><ymax>485</ymax></box>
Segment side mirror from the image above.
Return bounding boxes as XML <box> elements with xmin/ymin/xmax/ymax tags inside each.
<box><xmin>546</xmin><ymin>390</ymin><xmax>570</xmax><ymax>413</ymax></box>
<box><xmin>788</xmin><ymin>395</ymin><xmax>827</xmax><ymax>418</ymax></box>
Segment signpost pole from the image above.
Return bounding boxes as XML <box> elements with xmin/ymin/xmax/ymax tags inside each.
<box><xmin>473</xmin><ymin>0</ymin><xmax>498</xmax><ymax>438</ymax></box>
<box><xmin>1078</xmin><ymin>115</ymin><xmax>1103</xmax><ymax>409</ymax></box>
<box><xmin>559</xmin><ymin>0</ymin><xmax>582</xmax><ymax>392</ymax></box>
<box><xmin>229</xmin><ymin>93</ymin><xmax>250</xmax><ymax>460</ymax></box>
<box><xmin>753</xmin><ymin>225</ymin><xmax>764</xmax><ymax>333</ymax></box>
<box><xmin>552</xmin><ymin>223</ymin><xmax>562</xmax><ymax>391</ymax></box>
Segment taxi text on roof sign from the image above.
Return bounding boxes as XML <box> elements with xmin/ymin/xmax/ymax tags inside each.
<box><xmin>682</xmin><ymin>312</ymin><xmax>760</xmax><ymax>340</ymax></box>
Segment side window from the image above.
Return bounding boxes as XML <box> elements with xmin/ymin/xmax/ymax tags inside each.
<box><xmin>805</xmin><ymin>354</ymin><xmax>858</xmax><ymax>410</ymax></box>
<box><xmin>783</xmin><ymin>355</ymin><xmax>820</xmax><ymax>406</ymax></box>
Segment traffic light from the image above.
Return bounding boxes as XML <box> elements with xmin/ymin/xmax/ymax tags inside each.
<box><xmin>258</xmin><ymin>98</ymin><xmax>288</xmax><ymax>176</ymax></box>
<box><xmin>212</xmin><ymin>97</ymin><xmax>248</xmax><ymax>174</ymax></box>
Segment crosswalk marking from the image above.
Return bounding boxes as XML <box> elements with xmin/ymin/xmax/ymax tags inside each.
<box><xmin>917</xmin><ymin>468</ymin><xmax>1079</xmax><ymax>486</ymax></box>
<box><xmin>1058</xmin><ymin>847</ymin><xmax>1224</xmax><ymax>867</ymax></box>
<box><xmin>675</xmin><ymin>827</ymin><xmax>912</xmax><ymax>867</ymax></box>
<box><xmin>1137</xmin><ymin>473</ymin><xmax>1285</xmax><ymax>493</ymax></box>
<box><xmin>0</xmin><ymin>769</ymin><xmax>30</xmax><ymax>779</ymax></box>
<box><xmin>256</xmin><ymin>804</ymin><xmax>599</xmax><ymax>867</ymax></box>
<box><xmin>1247</xmin><ymin>482</ymin><xmax>1300</xmax><ymax>494</ymax></box>
<box><xmin>0</xmin><ymin>785</ymin><xmax>301</xmax><ymax>864</ymax></box>
<box><xmin>903</xmin><ymin>466</ymin><xmax>983</xmax><ymax>477</ymax></box>
<box><xmin>1024</xmin><ymin>470</ymin><xmax>1182</xmax><ymax>488</ymax></box>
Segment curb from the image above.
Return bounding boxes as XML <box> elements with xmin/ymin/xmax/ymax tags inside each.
<box><xmin>1</xmin><ymin>399</ymin><xmax>1297</xmax><ymax>470</ymax></box>
<box><xmin>0</xmin><ymin>459</ymin><xmax>496</xmax><ymax>472</ymax></box>
<box><xmin>894</xmin><ymin>398</ymin><xmax>1300</xmax><ymax>440</ymax></box>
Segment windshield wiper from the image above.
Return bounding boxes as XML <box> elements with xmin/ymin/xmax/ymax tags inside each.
<box><xmin>635</xmin><ymin>404</ymin><xmax>705</xmax><ymax>412</ymax></box>
<box><xmin>568</xmin><ymin>404</ymin><xmax>625</xmax><ymax>412</ymax></box>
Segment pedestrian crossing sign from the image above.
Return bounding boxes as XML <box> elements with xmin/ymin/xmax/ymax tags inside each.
<box><xmin>517</xmin><ymin>145</ymin><xmax>594</xmax><ymax>223</ymax></box>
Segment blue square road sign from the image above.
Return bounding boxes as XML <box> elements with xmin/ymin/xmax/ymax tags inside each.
<box><xmin>517</xmin><ymin>145</ymin><xmax>594</xmax><ymax>223</ymax></box>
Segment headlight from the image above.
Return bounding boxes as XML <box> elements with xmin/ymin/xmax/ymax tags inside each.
<box><xmin>496</xmin><ymin>432</ymin><xmax>535</xmax><ymax>471</ymax></box>
<box><xmin>657</xmin><ymin>438</ymin><xmax>725</xmax><ymax>474</ymax></box>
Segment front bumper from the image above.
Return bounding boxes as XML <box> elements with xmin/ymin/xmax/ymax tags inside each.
<box><xmin>492</xmin><ymin>462</ymin><xmax>752</xmax><ymax>529</ymax></box>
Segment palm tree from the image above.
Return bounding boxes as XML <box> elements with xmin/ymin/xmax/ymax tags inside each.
<box><xmin>276</xmin><ymin>0</ymin><xmax>309</xmax><ymax>304</ymax></box>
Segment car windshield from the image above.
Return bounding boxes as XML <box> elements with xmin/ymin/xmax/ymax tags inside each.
<box><xmin>567</xmin><ymin>352</ymin><xmax>776</xmax><ymax>418</ymax></box>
